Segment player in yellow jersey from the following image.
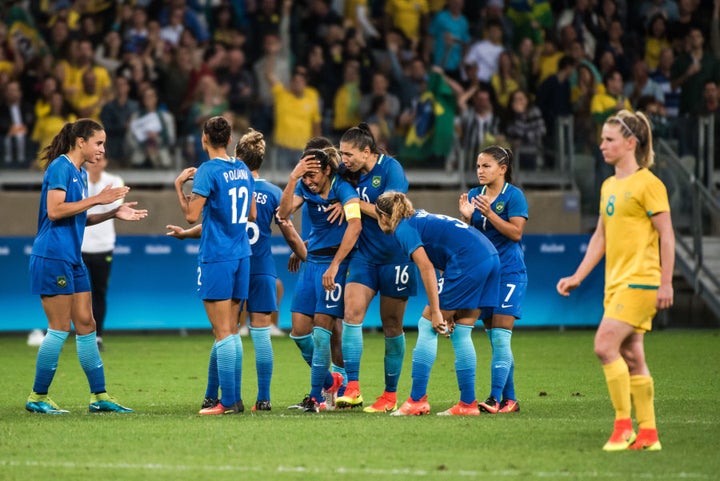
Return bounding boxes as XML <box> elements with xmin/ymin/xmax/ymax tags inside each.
<box><xmin>557</xmin><ymin>110</ymin><xmax>675</xmax><ymax>452</ymax></box>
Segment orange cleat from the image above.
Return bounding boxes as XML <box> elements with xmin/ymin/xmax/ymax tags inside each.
<box><xmin>390</xmin><ymin>395</ymin><xmax>431</xmax><ymax>416</ymax></box>
<box><xmin>363</xmin><ymin>391</ymin><xmax>398</xmax><ymax>413</ymax></box>
<box><xmin>629</xmin><ymin>428</ymin><xmax>662</xmax><ymax>451</ymax></box>
<box><xmin>437</xmin><ymin>400</ymin><xmax>480</xmax><ymax>416</ymax></box>
<box><xmin>602</xmin><ymin>418</ymin><xmax>636</xmax><ymax>451</ymax></box>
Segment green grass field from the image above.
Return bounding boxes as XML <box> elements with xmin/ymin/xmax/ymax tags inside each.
<box><xmin>0</xmin><ymin>329</ymin><xmax>718</xmax><ymax>481</ymax></box>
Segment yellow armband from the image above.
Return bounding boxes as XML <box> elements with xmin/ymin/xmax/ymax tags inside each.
<box><xmin>344</xmin><ymin>201</ymin><xmax>361</xmax><ymax>220</ymax></box>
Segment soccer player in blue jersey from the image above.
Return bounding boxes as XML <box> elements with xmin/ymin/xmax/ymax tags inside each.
<box><xmin>174</xmin><ymin>116</ymin><xmax>256</xmax><ymax>415</ymax></box>
<box><xmin>459</xmin><ymin>146</ymin><xmax>528</xmax><ymax>414</ymax></box>
<box><xmin>167</xmin><ymin>128</ymin><xmax>306</xmax><ymax>412</ymax></box>
<box><xmin>26</xmin><ymin>119</ymin><xmax>147</xmax><ymax>414</ymax></box>
<box><xmin>374</xmin><ymin>192</ymin><xmax>501</xmax><ymax>416</ymax></box>
<box><xmin>335</xmin><ymin>123</ymin><xmax>417</xmax><ymax>413</ymax></box>
<box><xmin>277</xmin><ymin>146</ymin><xmax>362</xmax><ymax>413</ymax></box>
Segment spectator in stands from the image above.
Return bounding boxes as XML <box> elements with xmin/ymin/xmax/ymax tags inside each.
<box><xmin>268</xmin><ymin>63</ymin><xmax>322</xmax><ymax>168</ymax></box>
<box><xmin>0</xmin><ymin>79</ymin><xmax>35</xmax><ymax>168</ymax></box>
<box><xmin>556</xmin><ymin>0</ymin><xmax>598</xmax><ymax>61</ymax></box>
<box><xmin>56</xmin><ymin>38</ymin><xmax>112</xmax><ymax>111</ymax></box>
<box><xmin>31</xmin><ymin>91</ymin><xmax>76</xmax><ymax>169</ymax></box>
<box><xmin>156</xmin><ymin>46</ymin><xmax>194</xmax><ymax>140</ymax></box>
<box><xmin>122</xmin><ymin>6</ymin><xmax>150</xmax><ymax>55</ymax></box>
<box><xmin>100</xmin><ymin>76</ymin><xmax>139</xmax><ymax>168</ymax></box>
<box><xmin>246</xmin><ymin>0</ymin><xmax>282</xmax><ymax>65</ymax></box>
<box><xmin>651</xmin><ymin>47</ymin><xmax>680</xmax><ymax>121</ymax></box>
<box><xmin>72</xmin><ymin>68</ymin><xmax>103</xmax><ymax>120</ymax></box>
<box><xmin>457</xmin><ymin>85</ymin><xmax>503</xmax><ymax>169</ymax></box>
<box><xmin>506</xmin><ymin>0</ymin><xmax>554</xmax><ymax>48</ymax></box>
<box><xmin>333</xmin><ymin>60</ymin><xmax>363</xmax><ymax>138</ymax></box>
<box><xmin>186</xmin><ymin>75</ymin><xmax>228</xmax><ymax>166</ymax></box>
<box><xmin>464</xmin><ymin>18</ymin><xmax>505</xmax><ymax>84</ymax></box>
<box><xmin>644</xmin><ymin>14</ymin><xmax>671</xmax><ymax>71</ymax></box>
<box><xmin>426</xmin><ymin>0</ymin><xmax>470</xmax><ymax>83</ymax></box>
<box><xmin>384</xmin><ymin>0</ymin><xmax>429</xmax><ymax>52</ymax></box>
<box><xmin>127</xmin><ymin>86</ymin><xmax>177</xmax><ymax>169</ymax></box>
<box><xmin>672</xmin><ymin>27</ymin><xmax>720</xmax><ymax>117</ymax></box>
<box><xmin>639</xmin><ymin>0</ymin><xmax>679</xmax><ymax>29</ymax></box>
<box><xmin>302</xmin><ymin>0</ymin><xmax>344</xmax><ymax>50</ymax></box>
<box><xmin>491</xmin><ymin>50</ymin><xmax>522</xmax><ymax>110</ymax></box>
<box><xmin>591</xmin><ymin>70</ymin><xmax>632</xmax><ymax>133</ymax></box>
<box><xmin>536</xmin><ymin>55</ymin><xmax>575</xmax><ymax>168</ymax></box>
<box><xmin>668</xmin><ymin>0</ymin><xmax>703</xmax><ymax>48</ymax></box>
<box><xmin>365</xmin><ymin>94</ymin><xmax>396</xmax><ymax>152</ymax></box>
<box><xmin>33</xmin><ymin>75</ymin><xmax>59</xmax><ymax>120</ymax></box>
<box><xmin>572</xmin><ymin>63</ymin><xmax>600</xmax><ymax>153</ymax></box>
<box><xmin>47</xmin><ymin>18</ymin><xmax>71</xmax><ymax>60</ymax></box>
<box><xmin>386</xmin><ymin>34</ymin><xmax>428</xmax><ymax>112</ymax></box>
<box><xmin>624</xmin><ymin>59</ymin><xmax>664</xmax><ymax>109</ymax></box>
<box><xmin>516</xmin><ymin>37</ymin><xmax>539</xmax><ymax>94</ymax></box>
<box><xmin>700</xmin><ymin>79</ymin><xmax>720</xmax><ymax>167</ymax></box>
<box><xmin>159</xmin><ymin>5</ymin><xmax>185</xmax><ymax>48</ymax></box>
<box><xmin>216</xmin><ymin>47</ymin><xmax>254</xmax><ymax>120</ymax></box>
<box><xmin>502</xmin><ymin>89</ymin><xmax>546</xmax><ymax>171</ymax></box>
<box><xmin>598</xmin><ymin>19</ymin><xmax>631</xmax><ymax>80</ymax></box>
<box><xmin>94</xmin><ymin>30</ymin><xmax>123</xmax><ymax>75</ymax></box>
<box><xmin>253</xmin><ymin>1</ymin><xmax>292</xmax><ymax>142</ymax></box>
<box><xmin>360</xmin><ymin>71</ymin><xmax>401</xmax><ymax>122</ymax></box>
<box><xmin>536</xmin><ymin>34</ymin><xmax>564</xmax><ymax>85</ymax></box>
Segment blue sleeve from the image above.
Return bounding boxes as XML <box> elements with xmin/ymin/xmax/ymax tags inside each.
<box><xmin>507</xmin><ymin>187</ymin><xmax>529</xmax><ymax>219</ymax></box>
<box><xmin>337</xmin><ymin>179</ymin><xmax>360</xmax><ymax>205</ymax></box>
<box><xmin>384</xmin><ymin>158</ymin><xmax>409</xmax><ymax>193</ymax></box>
<box><xmin>293</xmin><ymin>182</ymin><xmax>304</xmax><ymax>197</ymax></box>
<box><xmin>394</xmin><ymin>221</ymin><xmax>422</xmax><ymax>257</ymax></box>
<box><xmin>191</xmin><ymin>163</ymin><xmax>212</xmax><ymax>197</ymax></box>
<box><xmin>46</xmin><ymin>161</ymin><xmax>69</xmax><ymax>191</ymax></box>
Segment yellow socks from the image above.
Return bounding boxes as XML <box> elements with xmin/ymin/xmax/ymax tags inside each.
<box><xmin>602</xmin><ymin>358</ymin><xmax>631</xmax><ymax>419</ymax></box>
<box><xmin>630</xmin><ymin>375</ymin><xmax>656</xmax><ymax>430</ymax></box>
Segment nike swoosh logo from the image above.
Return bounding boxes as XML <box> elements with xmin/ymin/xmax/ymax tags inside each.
<box><xmin>325</xmin><ymin>304</ymin><xmax>338</xmax><ymax>309</ymax></box>
<box><xmin>397</xmin><ymin>287</ymin><xmax>407</xmax><ymax>291</ymax></box>
<box><xmin>72</xmin><ymin>178</ymin><xmax>78</xmax><ymax>182</ymax></box>
<box><xmin>501</xmin><ymin>304</ymin><xmax>513</xmax><ymax>308</ymax></box>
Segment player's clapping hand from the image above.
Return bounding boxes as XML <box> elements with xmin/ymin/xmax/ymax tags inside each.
<box><xmin>458</xmin><ymin>193</ymin><xmax>474</xmax><ymax>219</ymax></box>
<box><xmin>96</xmin><ymin>185</ymin><xmax>130</xmax><ymax>205</ymax></box>
<box><xmin>175</xmin><ymin>167</ymin><xmax>197</xmax><ymax>187</ymax></box>
<box><xmin>115</xmin><ymin>202</ymin><xmax>148</xmax><ymax>221</ymax></box>
<box><xmin>556</xmin><ymin>275</ymin><xmax>580</xmax><ymax>297</ymax></box>
<box><xmin>165</xmin><ymin>224</ymin><xmax>186</xmax><ymax>239</ymax></box>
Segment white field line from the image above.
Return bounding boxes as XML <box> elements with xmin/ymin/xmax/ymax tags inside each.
<box><xmin>0</xmin><ymin>460</ymin><xmax>711</xmax><ymax>479</ymax></box>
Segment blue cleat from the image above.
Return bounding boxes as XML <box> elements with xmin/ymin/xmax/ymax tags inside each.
<box><xmin>89</xmin><ymin>393</ymin><xmax>134</xmax><ymax>413</ymax></box>
<box><xmin>26</xmin><ymin>393</ymin><xmax>69</xmax><ymax>414</ymax></box>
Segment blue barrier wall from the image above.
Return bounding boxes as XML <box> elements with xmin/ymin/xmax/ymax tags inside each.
<box><xmin>0</xmin><ymin>235</ymin><xmax>604</xmax><ymax>331</ymax></box>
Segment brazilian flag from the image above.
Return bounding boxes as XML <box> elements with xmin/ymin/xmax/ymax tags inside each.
<box><xmin>400</xmin><ymin>71</ymin><xmax>456</xmax><ymax>167</ymax></box>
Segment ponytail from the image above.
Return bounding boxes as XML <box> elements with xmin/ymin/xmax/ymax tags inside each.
<box><xmin>41</xmin><ymin>119</ymin><xmax>104</xmax><ymax>170</ymax></box>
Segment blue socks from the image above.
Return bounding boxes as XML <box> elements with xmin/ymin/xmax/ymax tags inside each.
<box><xmin>250</xmin><ymin>326</ymin><xmax>273</xmax><ymax>402</ymax></box>
<box><xmin>450</xmin><ymin>324</ymin><xmax>476</xmax><ymax>404</ymax></box>
<box><xmin>216</xmin><ymin>335</ymin><xmax>237</xmax><ymax>407</ymax></box>
<box><xmin>291</xmin><ymin>333</ymin><xmax>314</xmax><ymax>366</ymax></box>
<box><xmin>410</xmin><ymin>318</ymin><xmax>437</xmax><ymax>402</ymax></box>
<box><xmin>76</xmin><ymin>331</ymin><xmax>106</xmax><ymax>393</ymax></box>
<box><xmin>233</xmin><ymin>333</ymin><xmax>243</xmax><ymax>404</ymax></box>
<box><xmin>205</xmin><ymin>341</ymin><xmax>219</xmax><ymax>399</ymax></box>
<box><xmin>341</xmin><ymin>322</ymin><xmax>363</xmax><ymax>383</ymax></box>
<box><xmin>490</xmin><ymin>328</ymin><xmax>513</xmax><ymax>402</ymax></box>
<box><xmin>310</xmin><ymin>327</ymin><xmax>331</xmax><ymax>401</ymax></box>
<box><xmin>384</xmin><ymin>334</ymin><xmax>405</xmax><ymax>393</ymax></box>
<box><xmin>32</xmin><ymin>329</ymin><xmax>68</xmax><ymax>393</ymax></box>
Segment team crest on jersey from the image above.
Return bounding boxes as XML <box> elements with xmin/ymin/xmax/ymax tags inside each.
<box><xmin>372</xmin><ymin>176</ymin><xmax>381</xmax><ymax>188</ymax></box>
<box><xmin>495</xmin><ymin>202</ymin><xmax>505</xmax><ymax>213</ymax></box>
<box><xmin>56</xmin><ymin>276</ymin><xmax>67</xmax><ymax>288</ymax></box>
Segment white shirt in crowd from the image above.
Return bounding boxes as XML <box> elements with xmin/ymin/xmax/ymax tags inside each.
<box><xmin>81</xmin><ymin>171</ymin><xmax>124</xmax><ymax>253</ymax></box>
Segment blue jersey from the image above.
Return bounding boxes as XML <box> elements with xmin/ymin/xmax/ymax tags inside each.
<box><xmin>467</xmin><ymin>183</ymin><xmax>528</xmax><ymax>275</ymax></box>
<box><xmin>248</xmin><ymin>178</ymin><xmax>282</xmax><ymax>276</ymax></box>
<box><xmin>394</xmin><ymin>210</ymin><xmax>497</xmax><ymax>278</ymax></box>
<box><xmin>192</xmin><ymin>157</ymin><xmax>254</xmax><ymax>263</ymax></box>
<box><xmin>295</xmin><ymin>173</ymin><xmax>358</xmax><ymax>256</ymax></box>
<box><xmin>353</xmin><ymin>154</ymin><xmax>409</xmax><ymax>264</ymax></box>
<box><xmin>31</xmin><ymin>155</ymin><xmax>88</xmax><ymax>264</ymax></box>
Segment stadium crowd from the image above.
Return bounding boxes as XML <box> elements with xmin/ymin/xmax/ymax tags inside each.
<box><xmin>0</xmin><ymin>0</ymin><xmax>719</xmax><ymax>173</ymax></box>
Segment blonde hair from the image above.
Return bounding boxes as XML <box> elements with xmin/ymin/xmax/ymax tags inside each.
<box><xmin>235</xmin><ymin>128</ymin><xmax>265</xmax><ymax>170</ymax></box>
<box><xmin>605</xmin><ymin>109</ymin><xmax>655</xmax><ymax>168</ymax></box>
<box><xmin>375</xmin><ymin>191</ymin><xmax>415</xmax><ymax>232</ymax></box>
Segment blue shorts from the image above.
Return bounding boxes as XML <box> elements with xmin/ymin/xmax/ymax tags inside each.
<box><xmin>481</xmin><ymin>271</ymin><xmax>527</xmax><ymax>320</ymax></box>
<box><xmin>346</xmin><ymin>257</ymin><xmax>418</xmax><ymax>298</ymax></box>
<box><xmin>291</xmin><ymin>260</ymin><xmax>348</xmax><ymax>318</ymax></box>
<box><xmin>197</xmin><ymin>257</ymin><xmax>250</xmax><ymax>301</ymax></box>
<box><xmin>438</xmin><ymin>254</ymin><xmax>501</xmax><ymax>311</ymax></box>
<box><xmin>29</xmin><ymin>255</ymin><xmax>91</xmax><ymax>295</ymax></box>
<box><xmin>245</xmin><ymin>273</ymin><xmax>278</xmax><ymax>313</ymax></box>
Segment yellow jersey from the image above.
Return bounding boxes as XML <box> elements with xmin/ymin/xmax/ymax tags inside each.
<box><xmin>272</xmin><ymin>83</ymin><xmax>321</xmax><ymax>150</ymax></box>
<box><xmin>600</xmin><ymin>168</ymin><xmax>670</xmax><ymax>294</ymax></box>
